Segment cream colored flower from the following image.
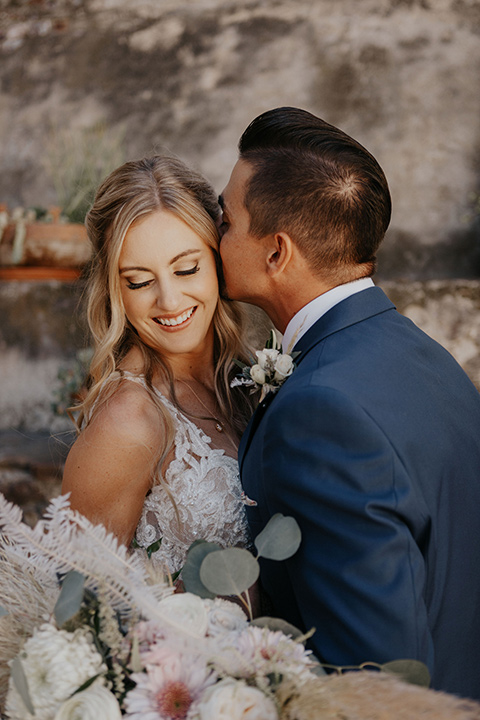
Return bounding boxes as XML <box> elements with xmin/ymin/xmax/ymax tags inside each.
<box><xmin>274</xmin><ymin>353</ymin><xmax>294</xmax><ymax>380</ymax></box>
<box><xmin>203</xmin><ymin>598</ymin><xmax>248</xmax><ymax>637</ymax></box>
<box><xmin>6</xmin><ymin>623</ymin><xmax>106</xmax><ymax>720</ymax></box>
<box><xmin>256</xmin><ymin>349</ymin><xmax>279</xmax><ymax>370</ymax></box>
<box><xmin>250</xmin><ymin>364</ymin><xmax>266</xmax><ymax>385</ymax></box>
<box><xmin>157</xmin><ymin>592</ymin><xmax>208</xmax><ymax>637</ymax></box>
<box><xmin>194</xmin><ymin>679</ymin><xmax>278</xmax><ymax>719</ymax></box>
<box><xmin>54</xmin><ymin>683</ymin><xmax>122</xmax><ymax>720</ymax></box>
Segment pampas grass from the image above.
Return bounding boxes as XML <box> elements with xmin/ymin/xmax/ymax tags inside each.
<box><xmin>277</xmin><ymin>670</ymin><xmax>480</xmax><ymax>719</ymax></box>
<box><xmin>0</xmin><ymin>492</ymin><xmax>194</xmax><ymax>711</ymax></box>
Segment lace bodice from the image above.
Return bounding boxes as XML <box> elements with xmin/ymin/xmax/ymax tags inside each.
<box><xmin>123</xmin><ymin>374</ymin><xmax>251</xmax><ymax>574</ymax></box>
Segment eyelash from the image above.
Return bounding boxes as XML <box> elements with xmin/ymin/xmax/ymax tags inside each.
<box><xmin>127</xmin><ymin>280</ymin><xmax>151</xmax><ymax>290</ymax></box>
<box><xmin>126</xmin><ymin>265</ymin><xmax>199</xmax><ymax>289</ymax></box>
<box><xmin>176</xmin><ymin>265</ymin><xmax>200</xmax><ymax>277</ymax></box>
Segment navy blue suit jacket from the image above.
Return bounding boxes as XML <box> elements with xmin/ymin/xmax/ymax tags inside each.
<box><xmin>240</xmin><ymin>287</ymin><xmax>480</xmax><ymax>699</ymax></box>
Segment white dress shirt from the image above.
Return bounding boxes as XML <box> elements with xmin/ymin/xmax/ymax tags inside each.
<box><xmin>281</xmin><ymin>277</ymin><xmax>375</xmax><ymax>353</ymax></box>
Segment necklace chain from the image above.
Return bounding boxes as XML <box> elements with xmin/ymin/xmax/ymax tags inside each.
<box><xmin>179</xmin><ymin>379</ymin><xmax>225</xmax><ymax>434</ymax></box>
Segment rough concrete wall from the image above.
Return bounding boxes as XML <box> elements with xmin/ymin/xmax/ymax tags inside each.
<box><xmin>0</xmin><ymin>278</ymin><xmax>88</xmax><ymax>432</ymax></box>
<box><xmin>0</xmin><ymin>0</ymin><xmax>479</xmax><ymax>278</ymax></box>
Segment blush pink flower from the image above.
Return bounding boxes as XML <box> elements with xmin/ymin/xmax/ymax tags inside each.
<box><xmin>123</xmin><ymin>649</ymin><xmax>216</xmax><ymax>720</ymax></box>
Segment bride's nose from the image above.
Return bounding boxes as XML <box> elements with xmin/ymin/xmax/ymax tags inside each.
<box><xmin>154</xmin><ymin>279</ymin><xmax>182</xmax><ymax>312</ymax></box>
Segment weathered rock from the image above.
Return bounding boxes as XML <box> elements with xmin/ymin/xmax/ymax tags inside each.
<box><xmin>0</xmin><ymin>0</ymin><xmax>479</xmax><ymax>278</ymax></box>
<box><xmin>0</xmin><ymin>429</ymin><xmax>71</xmax><ymax>525</ymax></box>
<box><xmin>382</xmin><ymin>279</ymin><xmax>480</xmax><ymax>389</ymax></box>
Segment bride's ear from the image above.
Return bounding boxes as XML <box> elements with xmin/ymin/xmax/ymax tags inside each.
<box><xmin>265</xmin><ymin>232</ymin><xmax>294</xmax><ymax>278</ymax></box>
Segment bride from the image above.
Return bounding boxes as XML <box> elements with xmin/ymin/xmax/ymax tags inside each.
<box><xmin>62</xmin><ymin>155</ymin><xmax>258</xmax><ymax>575</ymax></box>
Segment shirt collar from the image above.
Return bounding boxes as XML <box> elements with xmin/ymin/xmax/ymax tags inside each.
<box><xmin>282</xmin><ymin>277</ymin><xmax>375</xmax><ymax>353</ymax></box>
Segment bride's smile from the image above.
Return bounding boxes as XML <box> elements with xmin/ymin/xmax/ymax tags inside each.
<box><xmin>153</xmin><ymin>305</ymin><xmax>197</xmax><ymax>328</ymax></box>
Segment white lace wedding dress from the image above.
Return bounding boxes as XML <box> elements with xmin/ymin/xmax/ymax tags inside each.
<box><xmin>123</xmin><ymin>374</ymin><xmax>251</xmax><ymax>574</ymax></box>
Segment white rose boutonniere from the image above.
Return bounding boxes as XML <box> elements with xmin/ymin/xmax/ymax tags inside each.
<box><xmin>231</xmin><ymin>330</ymin><xmax>300</xmax><ymax>402</ymax></box>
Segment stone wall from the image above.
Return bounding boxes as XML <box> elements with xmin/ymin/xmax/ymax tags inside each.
<box><xmin>0</xmin><ymin>0</ymin><xmax>479</xmax><ymax>277</ymax></box>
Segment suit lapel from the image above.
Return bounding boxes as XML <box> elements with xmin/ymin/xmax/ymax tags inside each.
<box><xmin>238</xmin><ymin>287</ymin><xmax>395</xmax><ymax>471</ymax></box>
<box><xmin>293</xmin><ymin>286</ymin><xmax>394</xmax><ymax>365</ymax></box>
<box><xmin>238</xmin><ymin>389</ymin><xmax>276</xmax><ymax>471</ymax></box>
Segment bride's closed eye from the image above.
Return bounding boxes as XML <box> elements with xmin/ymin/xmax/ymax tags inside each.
<box><xmin>175</xmin><ymin>264</ymin><xmax>200</xmax><ymax>277</ymax></box>
<box><xmin>127</xmin><ymin>279</ymin><xmax>152</xmax><ymax>290</ymax></box>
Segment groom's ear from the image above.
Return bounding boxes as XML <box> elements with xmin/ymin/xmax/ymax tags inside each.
<box><xmin>265</xmin><ymin>232</ymin><xmax>294</xmax><ymax>277</ymax></box>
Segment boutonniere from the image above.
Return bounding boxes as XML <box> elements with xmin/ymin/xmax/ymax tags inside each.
<box><xmin>231</xmin><ymin>330</ymin><xmax>300</xmax><ymax>402</ymax></box>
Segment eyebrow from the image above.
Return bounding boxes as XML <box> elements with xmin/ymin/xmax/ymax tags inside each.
<box><xmin>119</xmin><ymin>249</ymin><xmax>201</xmax><ymax>274</ymax></box>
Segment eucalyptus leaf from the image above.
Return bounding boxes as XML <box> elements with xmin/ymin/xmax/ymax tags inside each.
<box><xmin>11</xmin><ymin>656</ymin><xmax>35</xmax><ymax>715</ymax></box>
<box><xmin>200</xmin><ymin>547</ymin><xmax>259</xmax><ymax>596</ymax></box>
<box><xmin>0</xmin><ymin>604</ymin><xmax>8</xmax><ymax>617</ymax></box>
<box><xmin>254</xmin><ymin>513</ymin><xmax>302</xmax><ymax>561</ymax></box>
<box><xmin>182</xmin><ymin>541</ymin><xmax>222</xmax><ymax>598</ymax></box>
<box><xmin>381</xmin><ymin>659</ymin><xmax>431</xmax><ymax>687</ymax></box>
<box><xmin>54</xmin><ymin>570</ymin><xmax>85</xmax><ymax>627</ymax></box>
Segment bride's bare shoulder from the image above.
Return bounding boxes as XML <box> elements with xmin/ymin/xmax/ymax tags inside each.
<box><xmin>88</xmin><ymin>374</ymin><xmax>166</xmax><ymax>446</ymax></box>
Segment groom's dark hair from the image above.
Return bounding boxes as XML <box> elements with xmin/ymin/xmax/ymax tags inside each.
<box><xmin>238</xmin><ymin>107</ymin><xmax>391</xmax><ymax>277</ymax></box>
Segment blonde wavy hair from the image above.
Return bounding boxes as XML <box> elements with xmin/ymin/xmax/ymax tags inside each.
<box><xmin>74</xmin><ymin>155</ymin><xmax>255</xmax><ymax>490</ymax></box>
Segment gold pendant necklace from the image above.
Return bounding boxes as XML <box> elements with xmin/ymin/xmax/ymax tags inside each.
<box><xmin>179</xmin><ymin>380</ymin><xmax>225</xmax><ymax>433</ymax></box>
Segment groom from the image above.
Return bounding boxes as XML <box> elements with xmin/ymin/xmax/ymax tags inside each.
<box><xmin>219</xmin><ymin>107</ymin><xmax>480</xmax><ymax>700</ymax></box>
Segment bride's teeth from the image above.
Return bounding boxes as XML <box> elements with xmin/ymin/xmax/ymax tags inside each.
<box><xmin>157</xmin><ymin>307</ymin><xmax>194</xmax><ymax>326</ymax></box>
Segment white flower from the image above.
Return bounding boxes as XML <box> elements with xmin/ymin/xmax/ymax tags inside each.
<box><xmin>250</xmin><ymin>364</ymin><xmax>266</xmax><ymax>385</ymax></box>
<box><xmin>203</xmin><ymin>598</ymin><xmax>248</xmax><ymax>637</ymax></box>
<box><xmin>54</xmin><ymin>683</ymin><xmax>122</xmax><ymax>720</ymax></box>
<box><xmin>193</xmin><ymin>679</ymin><xmax>278</xmax><ymax>720</ymax></box>
<box><xmin>256</xmin><ymin>349</ymin><xmax>279</xmax><ymax>370</ymax></box>
<box><xmin>218</xmin><ymin>626</ymin><xmax>314</xmax><ymax>683</ymax></box>
<box><xmin>231</xmin><ymin>331</ymin><xmax>298</xmax><ymax>399</ymax></box>
<box><xmin>6</xmin><ymin>623</ymin><xmax>106</xmax><ymax>720</ymax></box>
<box><xmin>157</xmin><ymin>592</ymin><xmax>208</xmax><ymax>637</ymax></box>
<box><xmin>274</xmin><ymin>353</ymin><xmax>294</xmax><ymax>380</ymax></box>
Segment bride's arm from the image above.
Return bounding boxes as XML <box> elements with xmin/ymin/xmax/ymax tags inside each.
<box><xmin>62</xmin><ymin>382</ymin><xmax>164</xmax><ymax>546</ymax></box>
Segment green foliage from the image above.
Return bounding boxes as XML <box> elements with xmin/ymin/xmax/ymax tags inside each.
<box><xmin>54</xmin><ymin>570</ymin><xmax>85</xmax><ymax>628</ymax></box>
<box><xmin>265</xmin><ymin>329</ymin><xmax>279</xmax><ymax>350</ymax></box>
<box><xmin>184</xmin><ymin>514</ymin><xmax>302</xmax><ymax>606</ymax></box>
<box><xmin>200</xmin><ymin>547</ymin><xmax>260</xmax><ymax>597</ymax></box>
<box><xmin>380</xmin><ymin>659</ymin><xmax>431</xmax><ymax>687</ymax></box>
<box><xmin>11</xmin><ymin>657</ymin><xmax>35</xmax><ymax>715</ymax></box>
<box><xmin>43</xmin><ymin>122</ymin><xmax>126</xmax><ymax>223</ymax></box>
<box><xmin>254</xmin><ymin>513</ymin><xmax>302</xmax><ymax>561</ymax></box>
<box><xmin>182</xmin><ymin>541</ymin><xmax>222</xmax><ymax>598</ymax></box>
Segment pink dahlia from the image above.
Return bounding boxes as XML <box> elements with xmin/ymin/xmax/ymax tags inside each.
<box><xmin>124</xmin><ymin>650</ymin><xmax>216</xmax><ymax>720</ymax></box>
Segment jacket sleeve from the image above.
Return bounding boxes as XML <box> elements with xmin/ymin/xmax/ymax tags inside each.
<box><xmin>258</xmin><ymin>383</ymin><xmax>434</xmax><ymax>671</ymax></box>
